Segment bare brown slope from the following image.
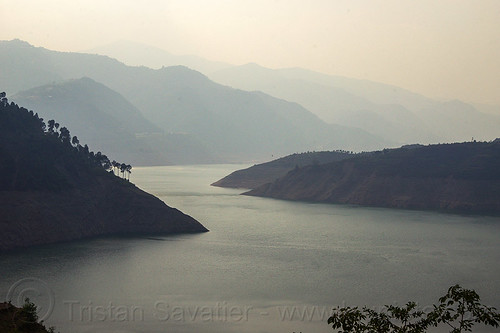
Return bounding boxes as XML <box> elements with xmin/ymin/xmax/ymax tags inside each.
<box><xmin>245</xmin><ymin>142</ymin><xmax>500</xmax><ymax>215</ymax></box>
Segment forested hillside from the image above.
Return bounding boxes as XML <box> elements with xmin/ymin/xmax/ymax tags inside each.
<box><xmin>0</xmin><ymin>94</ymin><xmax>207</xmax><ymax>251</ymax></box>
<box><xmin>244</xmin><ymin>142</ymin><xmax>500</xmax><ymax>215</ymax></box>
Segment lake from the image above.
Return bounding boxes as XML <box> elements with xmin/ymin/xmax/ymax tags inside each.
<box><xmin>1</xmin><ymin>164</ymin><xmax>499</xmax><ymax>333</ymax></box>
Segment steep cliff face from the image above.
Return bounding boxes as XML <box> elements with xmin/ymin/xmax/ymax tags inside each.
<box><xmin>0</xmin><ymin>96</ymin><xmax>207</xmax><ymax>251</ymax></box>
<box><xmin>245</xmin><ymin>142</ymin><xmax>500</xmax><ymax>215</ymax></box>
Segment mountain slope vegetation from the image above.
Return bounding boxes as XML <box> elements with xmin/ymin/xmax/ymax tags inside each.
<box><xmin>212</xmin><ymin>150</ymin><xmax>353</xmax><ymax>189</ymax></box>
<box><xmin>0</xmin><ymin>94</ymin><xmax>207</xmax><ymax>251</ymax></box>
<box><xmin>12</xmin><ymin>78</ymin><xmax>216</xmax><ymax>165</ymax></box>
<box><xmin>244</xmin><ymin>142</ymin><xmax>500</xmax><ymax>215</ymax></box>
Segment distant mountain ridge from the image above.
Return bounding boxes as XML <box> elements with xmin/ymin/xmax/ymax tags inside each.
<box><xmin>244</xmin><ymin>142</ymin><xmax>500</xmax><ymax>215</ymax></box>
<box><xmin>125</xmin><ymin>66</ymin><xmax>389</xmax><ymax>160</ymax></box>
<box><xmin>12</xmin><ymin>78</ymin><xmax>217</xmax><ymax>165</ymax></box>
<box><xmin>210</xmin><ymin>63</ymin><xmax>500</xmax><ymax>144</ymax></box>
<box><xmin>84</xmin><ymin>40</ymin><xmax>232</xmax><ymax>73</ymax></box>
<box><xmin>0</xmin><ymin>39</ymin><xmax>389</xmax><ymax>162</ymax></box>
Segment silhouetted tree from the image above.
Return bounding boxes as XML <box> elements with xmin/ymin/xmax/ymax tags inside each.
<box><xmin>111</xmin><ymin>160</ymin><xmax>119</xmax><ymax>176</ymax></box>
<box><xmin>96</xmin><ymin>153</ymin><xmax>111</xmax><ymax>171</ymax></box>
<box><xmin>120</xmin><ymin>163</ymin><xmax>127</xmax><ymax>179</ymax></box>
<box><xmin>83</xmin><ymin>144</ymin><xmax>89</xmax><ymax>155</ymax></box>
<box><xmin>35</xmin><ymin>116</ymin><xmax>46</xmax><ymax>132</ymax></box>
<box><xmin>328</xmin><ymin>285</ymin><xmax>500</xmax><ymax>333</ymax></box>
<box><xmin>102</xmin><ymin>157</ymin><xmax>111</xmax><ymax>171</ymax></box>
<box><xmin>71</xmin><ymin>135</ymin><xmax>79</xmax><ymax>147</ymax></box>
<box><xmin>0</xmin><ymin>92</ymin><xmax>7</xmax><ymax>106</ymax></box>
<box><xmin>95</xmin><ymin>151</ymin><xmax>102</xmax><ymax>164</ymax></box>
<box><xmin>59</xmin><ymin>126</ymin><xmax>71</xmax><ymax>144</ymax></box>
<box><xmin>47</xmin><ymin>119</ymin><xmax>55</xmax><ymax>133</ymax></box>
<box><xmin>0</xmin><ymin>94</ymin><xmax>132</xmax><ymax>183</ymax></box>
<box><xmin>126</xmin><ymin>164</ymin><xmax>132</xmax><ymax>181</ymax></box>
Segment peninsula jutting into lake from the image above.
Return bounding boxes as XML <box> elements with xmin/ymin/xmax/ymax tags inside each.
<box><xmin>214</xmin><ymin>142</ymin><xmax>500</xmax><ymax>215</ymax></box>
<box><xmin>2</xmin><ymin>5</ymin><xmax>500</xmax><ymax>330</ymax></box>
<box><xmin>0</xmin><ymin>95</ymin><xmax>207</xmax><ymax>251</ymax></box>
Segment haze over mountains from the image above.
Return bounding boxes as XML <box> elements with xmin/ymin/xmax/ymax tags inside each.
<box><xmin>210</xmin><ymin>63</ymin><xmax>500</xmax><ymax>144</ymax></box>
<box><xmin>84</xmin><ymin>40</ymin><xmax>500</xmax><ymax>146</ymax></box>
<box><xmin>12</xmin><ymin>78</ymin><xmax>215</xmax><ymax>165</ymax></box>
<box><xmin>85</xmin><ymin>40</ymin><xmax>232</xmax><ymax>73</ymax></box>
<box><xmin>2</xmin><ymin>39</ymin><xmax>498</xmax><ymax>164</ymax></box>
<box><xmin>122</xmin><ymin>66</ymin><xmax>386</xmax><ymax>160</ymax></box>
<box><xmin>1</xmin><ymin>39</ymin><xmax>389</xmax><ymax>164</ymax></box>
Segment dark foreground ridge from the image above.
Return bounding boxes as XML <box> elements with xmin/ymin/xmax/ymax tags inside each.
<box><xmin>0</xmin><ymin>94</ymin><xmax>207</xmax><ymax>251</ymax></box>
<box><xmin>243</xmin><ymin>142</ymin><xmax>500</xmax><ymax>215</ymax></box>
<box><xmin>0</xmin><ymin>300</ymin><xmax>54</xmax><ymax>333</ymax></box>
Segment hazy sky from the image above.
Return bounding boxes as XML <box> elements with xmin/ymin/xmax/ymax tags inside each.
<box><xmin>2</xmin><ymin>0</ymin><xmax>500</xmax><ymax>105</ymax></box>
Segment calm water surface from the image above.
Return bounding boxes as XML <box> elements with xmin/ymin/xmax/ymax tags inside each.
<box><xmin>1</xmin><ymin>165</ymin><xmax>499</xmax><ymax>333</ymax></box>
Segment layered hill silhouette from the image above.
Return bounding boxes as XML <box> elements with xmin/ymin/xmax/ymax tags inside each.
<box><xmin>0</xmin><ymin>39</ymin><xmax>388</xmax><ymax>163</ymax></box>
<box><xmin>210</xmin><ymin>63</ymin><xmax>500</xmax><ymax>145</ymax></box>
<box><xmin>212</xmin><ymin>150</ymin><xmax>353</xmax><ymax>189</ymax></box>
<box><xmin>85</xmin><ymin>40</ymin><xmax>232</xmax><ymax>73</ymax></box>
<box><xmin>83</xmin><ymin>42</ymin><xmax>500</xmax><ymax>146</ymax></box>
<box><xmin>242</xmin><ymin>142</ymin><xmax>500</xmax><ymax>215</ymax></box>
<box><xmin>0</xmin><ymin>95</ymin><xmax>207</xmax><ymax>251</ymax></box>
<box><xmin>122</xmin><ymin>66</ymin><xmax>388</xmax><ymax>160</ymax></box>
<box><xmin>12</xmin><ymin>78</ymin><xmax>216</xmax><ymax>165</ymax></box>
